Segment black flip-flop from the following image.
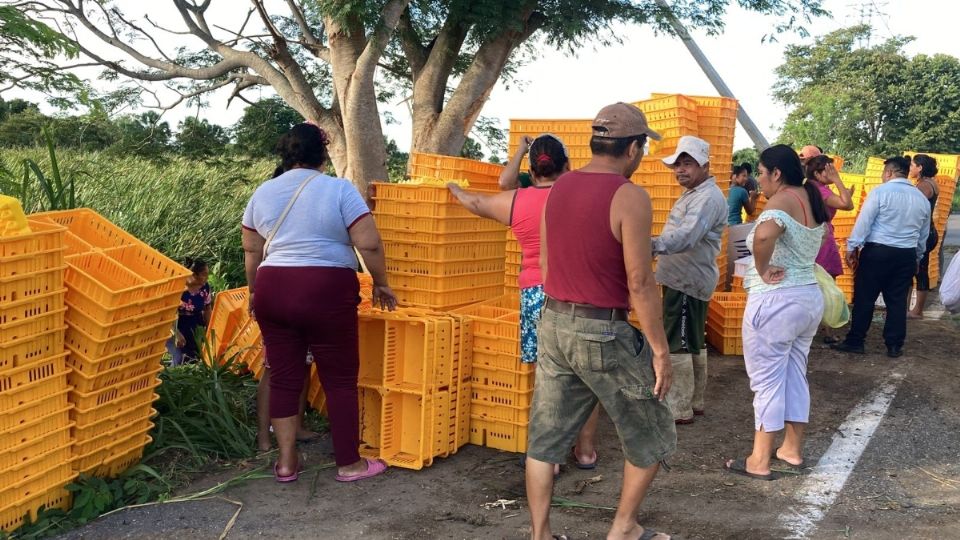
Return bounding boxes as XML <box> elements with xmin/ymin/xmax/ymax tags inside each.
<box><xmin>770</xmin><ymin>450</ymin><xmax>806</xmax><ymax>472</ymax></box>
<box><xmin>724</xmin><ymin>457</ymin><xmax>782</xmax><ymax>481</ymax></box>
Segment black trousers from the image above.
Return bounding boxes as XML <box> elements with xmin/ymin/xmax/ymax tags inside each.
<box><xmin>846</xmin><ymin>243</ymin><xmax>917</xmax><ymax>348</ymax></box>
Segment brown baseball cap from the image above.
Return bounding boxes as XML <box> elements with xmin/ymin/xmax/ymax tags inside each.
<box><xmin>592</xmin><ymin>102</ymin><xmax>662</xmax><ymax>140</ymax></box>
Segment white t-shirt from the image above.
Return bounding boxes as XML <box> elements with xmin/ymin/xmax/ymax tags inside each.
<box><xmin>242</xmin><ymin>168</ymin><xmax>370</xmax><ymax>268</ymax></box>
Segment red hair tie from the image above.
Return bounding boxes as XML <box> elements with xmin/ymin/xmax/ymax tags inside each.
<box><xmin>535</xmin><ymin>153</ymin><xmax>552</xmax><ymax>165</ymax></box>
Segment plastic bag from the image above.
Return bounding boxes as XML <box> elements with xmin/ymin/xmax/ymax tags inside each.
<box><xmin>815</xmin><ymin>264</ymin><xmax>850</xmax><ymax>328</ymax></box>
<box><xmin>941</xmin><ymin>255</ymin><xmax>960</xmax><ymax>313</ymax></box>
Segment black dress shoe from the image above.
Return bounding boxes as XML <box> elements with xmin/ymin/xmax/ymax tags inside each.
<box><xmin>887</xmin><ymin>346</ymin><xmax>903</xmax><ymax>358</ymax></box>
<box><xmin>830</xmin><ymin>341</ymin><xmax>865</xmax><ymax>354</ymax></box>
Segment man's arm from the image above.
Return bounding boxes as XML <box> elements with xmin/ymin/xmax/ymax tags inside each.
<box><xmin>614</xmin><ymin>184</ymin><xmax>671</xmax><ymax>400</ymax></box>
<box><xmin>652</xmin><ymin>196</ymin><xmax>714</xmax><ymax>255</ymax></box>
<box><xmin>846</xmin><ymin>190</ymin><xmax>880</xmax><ymax>253</ymax></box>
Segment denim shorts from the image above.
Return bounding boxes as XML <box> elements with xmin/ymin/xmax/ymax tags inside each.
<box><xmin>527</xmin><ymin>306</ymin><xmax>677</xmax><ymax>467</ymax></box>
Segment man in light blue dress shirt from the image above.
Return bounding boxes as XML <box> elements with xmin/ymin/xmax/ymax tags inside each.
<box><xmin>832</xmin><ymin>156</ymin><xmax>931</xmax><ymax>358</ymax></box>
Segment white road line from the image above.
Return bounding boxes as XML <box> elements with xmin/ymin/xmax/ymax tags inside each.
<box><xmin>778</xmin><ymin>370</ymin><xmax>906</xmax><ymax>539</ymax></box>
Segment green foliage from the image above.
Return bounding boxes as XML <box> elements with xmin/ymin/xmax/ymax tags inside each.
<box><xmin>175</xmin><ymin>117</ymin><xmax>229</xmax><ymax>159</ymax></box>
<box><xmin>150</xmin><ymin>352</ymin><xmax>259</xmax><ymax>464</ymax></box>
<box><xmin>385</xmin><ymin>137</ymin><xmax>408</xmax><ymax>183</ymax></box>
<box><xmin>774</xmin><ymin>25</ymin><xmax>960</xmax><ymax>165</ymax></box>
<box><xmin>233</xmin><ymin>98</ymin><xmax>302</xmax><ymax>157</ymax></box>
<box><xmin>460</xmin><ymin>138</ymin><xmax>483</xmax><ymax>160</ymax></box>
<box><xmin>110</xmin><ymin>112</ymin><xmax>172</xmax><ymax>160</ymax></box>
<box><xmin>0</xmin><ymin>6</ymin><xmax>83</xmax><ymax>99</ymax></box>
<box><xmin>0</xmin><ymin>128</ymin><xmax>78</xmax><ymax>211</ymax></box>
<box><xmin>732</xmin><ymin>147</ymin><xmax>759</xmax><ymax>172</ymax></box>
<box><xmin>0</xmin><ymin>146</ymin><xmax>272</xmax><ymax>285</ymax></box>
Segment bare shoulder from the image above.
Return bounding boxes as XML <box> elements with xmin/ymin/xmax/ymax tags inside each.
<box><xmin>613</xmin><ymin>182</ymin><xmax>650</xmax><ymax>203</ymax></box>
<box><xmin>764</xmin><ymin>191</ymin><xmax>791</xmax><ymax>212</ymax></box>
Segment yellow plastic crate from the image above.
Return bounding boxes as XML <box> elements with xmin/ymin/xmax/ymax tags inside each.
<box><xmin>357</xmin><ymin>386</ymin><xmax>448</xmax><ymax>470</ymax></box>
<box><xmin>65</xmin><ymin>317</ymin><xmax>173</xmax><ymax>360</ymax></box>
<box><xmin>68</xmin><ymin>366</ymin><xmax>162</xmax><ymax>411</ymax></box>
<box><xmin>73</xmin><ymin>406</ymin><xmax>154</xmax><ymax>448</ymax></box>
<box><xmin>470</xmin><ymin>365</ymin><xmax>533</xmax><ymax>393</ymax></box>
<box><xmin>0</xmin><ymin>444</ymin><xmax>72</xmax><ymax>491</ymax></box>
<box><xmin>0</xmin><ymin>474</ymin><xmax>74</xmax><ymax>533</ymax></box>
<box><xmin>0</xmin><ymin>219</ymin><xmax>65</xmax><ymax>260</ymax></box>
<box><xmin>469</xmin><ymin>415</ymin><xmax>527</xmax><ymax>453</ymax></box>
<box><xmin>392</xmin><ymin>284</ymin><xmax>504</xmax><ymax>311</ymax></box>
<box><xmin>0</xmin><ymin>369</ymin><xmax>68</xmax><ymax>414</ymax></box>
<box><xmin>387</xmin><ymin>271</ymin><xmax>505</xmax><ymax>292</ymax></box>
<box><xmin>102</xmin><ymin>245</ymin><xmax>191</xmax><ymax>299</ymax></box>
<box><xmin>373</xmin><ymin>199</ymin><xmax>475</xmax><ymax>219</ymax></box>
<box><xmin>0</xmin><ymin>353</ymin><xmax>67</xmax><ymax>396</ymax></box>
<box><xmin>379</xmin><ymin>227</ymin><xmax>507</xmax><ymax>244</ymax></box>
<box><xmin>72</xmin><ymin>390</ymin><xmax>158</xmax><ymax>428</ymax></box>
<box><xmin>508</xmin><ymin>119</ymin><xmax>592</xmax><ymax>134</ymax></box>
<box><xmin>386</xmin><ymin>257</ymin><xmax>504</xmax><ymax>277</ymax></box>
<box><xmin>384</xmin><ymin>240</ymin><xmax>506</xmax><ymax>263</ymax></box>
<box><xmin>0</xmin><ymin>289</ymin><xmax>64</xmax><ymax>327</ymax></box>
<box><xmin>471</xmin><ymin>384</ymin><xmax>533</xmax><ymax>408</ymax></box>
<box><xmin>73</xmin><ymin>425</ymin><xmax>152</xmax><ymax>475</ymax></box>
<box><xmin>66</xmin><ymin>336</ymin><xmax>166</xmax><ymax>378</ymax></box>
<box><xmin>374</xmin><ymin>213</ymin><xmax>505</xmax><ymax>235</ymax></box>
<box><xmin>66</xmin><ymin>298</ymin><xmax>174</xmax><ymax>341</ymax></box>
<box><xmin>0</xmin><ymin>406</ymin><xmax>71</xmax><ymax>453</ymax></box>
<box><xmin>66</xmin><ymin>286</ymin><xmax>180</xmax><ymax>325</ymax></box>
<box><xmin>0</xmin><ymin>423</ymin><xmax>72</xmax><ymax>471</ymax></box>
<box><xmin>87</xmin><ymin>435</ymin><xmax>150</xmax><ymax>478</ymax></box>
<box><xmin>68</xmin><ymin>353</ymin><xmax>162</xmax><ymax>394</ymax></box>
<box><xmin>0</xmin><ymin>308</ymin><xmax>64</xmax><ymax>346</ymax></box>
<box><xmin>31</xmin><ymin>208</ymin><xmax>138</xmax><ymax>252</ymax></box>
<box><xmin>0</xmin><ymin>458</ymin><xmax>74</xmax><ymax>510</ymax></box>
<box><xmin>0</xmin><ymin>248</ymin><xmax>64</xmax><ymax>281</ymax></box>
<box><xmin>0</xmin><ymin>267</ymin><xmax>65</xmax><ymax>306</ymax></box>
<box><xmin>705</xmin><ymin>325</ymin><xmax>743</xmax><ymax>355</ymax></box>
<box><xmin>205</xmin><ymin>287</ymin><xmax>249</xmax><ymax>361</ymax></box>
<box><xmin>64</xmin><ymin>252</ymin><xmax>146</xmax><ymax>307</ymax></box>
<box><xmin>0</xmin><ymin>389</ymin><xmax>69</xmax><ymax>432</ymax></box>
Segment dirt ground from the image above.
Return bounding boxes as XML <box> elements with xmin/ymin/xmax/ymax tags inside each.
<box><xmin>59</xmin><ymin>306</ymin><xmax>960</xmax><ymax>540</ymax></box>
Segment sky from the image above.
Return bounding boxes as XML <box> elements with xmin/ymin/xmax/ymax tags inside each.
<box><xmin>9</xmin><ymin>0</ymin><xmax>960</xmax><ymax>156</ymax></box>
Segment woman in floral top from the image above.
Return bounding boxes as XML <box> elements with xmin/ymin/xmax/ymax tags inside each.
<box><xmin>168</xmin><ymin>258</ymin><xmax>212</xmax><ymax>365</ymax></box>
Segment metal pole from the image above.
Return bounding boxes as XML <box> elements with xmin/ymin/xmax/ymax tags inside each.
<box><xmin>653</xmin><ymin>0</ymin><xmax>770</xmax><ymax>150</ymax></box>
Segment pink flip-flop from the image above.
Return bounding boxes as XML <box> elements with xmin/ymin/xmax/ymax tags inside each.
<box><xmin>274</xmin><ymin>462</ymin><xmax>300</xmax><ymax>483</ymax></box>
<box><xmin>335</xmin><ymin>458</ymin><xmax>388</xmax><ymax>482</ymax></box>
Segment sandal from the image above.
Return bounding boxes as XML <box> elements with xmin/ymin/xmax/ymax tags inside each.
<box><xmin>334</xmin><ymin>458</ymin><xmax>388</xmax><ymax>482</ymax></box>
<box><xmin>724</xmin><ymin>457</ymin><xmax>781</xmax><ymax>481</ymax></box>
<box><xmin>639</xmin><ymin>528</ymin><xmax>671</xmax><ymax>540</ymax></box>
<box><xmin>571</xmin><ymin>446</ymin><xmax>598</xmax><ymax>470</ymax></box>
<box><xmin>274</xmin><ymin>461</ymin><xmax>300</xmax><ymax>483</ymax></box>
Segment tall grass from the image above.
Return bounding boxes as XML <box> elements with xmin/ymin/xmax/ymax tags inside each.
<box><xmin>0</xmin><ymin>148</ymin><xmax>275</xmax><ymax>286</ymax></box>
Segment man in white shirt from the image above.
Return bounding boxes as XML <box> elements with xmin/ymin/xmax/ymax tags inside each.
<box><xmin>831</xmin><ymin>156</ymin><xmax>931</xmax><ymax>358</ymax></box>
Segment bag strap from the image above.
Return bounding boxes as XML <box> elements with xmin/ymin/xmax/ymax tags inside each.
<box><xmin>263</xmin><ymin>172</ymin><xmax>322</xmax><ymax>260</ymax></box>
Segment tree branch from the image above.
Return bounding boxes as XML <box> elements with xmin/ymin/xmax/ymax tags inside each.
<box><xmin>355</xmin><ymin>0</ymin><xmax>410</xmax><ymax>79</ymax></box>
<box><xmin>284</xmin><ymin>0</ymin><xmax>329</xmax><ymax>60</ymax></box>
<box><xmin>396</xmin><ymin>7</ymin><xmax>426</xmax><ymax>78</ymax></box>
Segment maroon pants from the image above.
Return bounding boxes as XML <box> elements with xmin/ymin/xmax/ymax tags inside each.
<box><xmin>254</xmin><ymin>266</ymin><xmax>360</xmax><ymax>466</ymax></box>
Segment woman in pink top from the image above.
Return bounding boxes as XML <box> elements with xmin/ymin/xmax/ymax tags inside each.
<box><xmin>449</xmin><ymin>135</ymin><xmax>603</xmax><ymax>471</ymax></box>
<box><xmin>804</xmin><ymin>155</ymin><xmax>854</xmax><ymax>343</ymax></box>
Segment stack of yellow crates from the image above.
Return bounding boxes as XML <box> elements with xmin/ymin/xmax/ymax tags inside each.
<box><xmin>452</xmin><ymin>294</ymin><xmax>531</xmax><ymax>454</ymax></box>
<box><xmin>407</xmin><ymin>153</ymin><xmax>504</xmax><ymax>191</ymax></box>
<box><xmin>371</xmin><ymin>183</ymin><xmax>506</xmax><ymax>311</ymax></box>
<box><xmin>356</xmin><ymin>309</ymin><xmax>473</xmax><ymax>469</ymax></box>
<box><xmin>705</xmin><ymin>292</ymin><xmax>747</xmax><ymax>355</ymax></box>
<box><xmin>504</xmin><ymin>230</ymin><xmax>520</xmax><ymax>295</ymax></box>
<box><xmin>0</xmin><ymin>216</ymin><xmax>75</xmax><ymax>533</ymax></box>
<box><xmin>508</xmin><ymin>120</ymin><xmax>593</xmax><ymax>170</ymax></box>
<box><xmin>32</xmin><ymin>209</ymin><xmax>190</xmax><ymax>478</ymax></box>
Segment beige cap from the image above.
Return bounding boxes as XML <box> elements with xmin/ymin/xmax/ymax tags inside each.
<box><xmin>662</xmin><ymin>135</ymin><xmax>710</xmax><ymax>166</ymax></box>
<box><xmin>592</xmin><ymin>103</ymin><xmax>662</xmax><ymax>140</ymax></box>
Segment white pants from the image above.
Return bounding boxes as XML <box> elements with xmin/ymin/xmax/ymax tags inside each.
<box><xmin>742</xmin><ymin>284</ymin><xmax>824</xmax><ymax>432</ymax></box>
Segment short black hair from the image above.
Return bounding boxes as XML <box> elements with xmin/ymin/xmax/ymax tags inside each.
<box><xmin>740</xmin><ymin>162</ymin><xmax>753</xmax><ymax>174</ymax></box>
<box><xmin>883</xmin><ymin>156</ymin><xmax>911</xmax><ymax>178</ymax></box>
<box><xmin>912</xmin><ymin>154</ymin><xmax>939</xmax><ymax>178</ymax></box>
<box><xmin>732</xmin><ymin>164</ymin><xmax>746</xmax><ymax>176</ymax></box>
<box><xmin>183</xmin><ymin>257</ymin><xmax>207</xmax><ymax>274</ymax></box>
<box><xmin>589</xmin><ymin>134</ymin><xmax>646</xmax><ymax>158</ymax></box>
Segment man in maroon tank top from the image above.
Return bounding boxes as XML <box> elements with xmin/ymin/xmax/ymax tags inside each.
<box><xmin>526</xmin><ymin>103</ymin><xmax>677</xmax><ymax>540</ymax></box>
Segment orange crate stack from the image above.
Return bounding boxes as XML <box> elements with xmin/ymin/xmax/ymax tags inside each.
<box><xmin>0</xmin><ymin>218</ymin><xmax>77</xmax><ymax>534</ymax></box>
<box><xmin>408</xmin><ymin>152</ymin><xmax>504</xmax><ymax>190</ymax></box>
<box><xmin>706</xmin><ymin>292</ymin><xmax>747</xmax><ymax>356</ymax></box>
<box><xmin>357</xmin><ymin>309</ymin><xmax>473</xmax><ymax>468</ymax></box>
<box><xmin>33</xmin><ymin>209</ymin><xmax>190</xmax><ymax>478</ymax></box>
<box><xmin>504</xmin><ymin>229</ymin><xmax>520</xmax><ymax>295</ymax></box>
<box><xmin>452</xmin><ymin>294</ymin><xmax>534</xmax><ymax>454</ymax></box>
<box><xmin>371</xmin><ymin>184</ymin><xmax>506</xmax><ymax>311</ymax></box>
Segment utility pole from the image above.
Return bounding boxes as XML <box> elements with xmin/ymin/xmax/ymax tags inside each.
<box><xmin>653</xmin><ymin>0</ymin><xmax>770</xmax><ymax>150</ymax></box>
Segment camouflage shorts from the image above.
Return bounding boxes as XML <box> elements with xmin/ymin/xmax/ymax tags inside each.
<box><xmin>527</xmin><ymin>306</ymin><xmax>677</xmax><ymax>467</ymax></box>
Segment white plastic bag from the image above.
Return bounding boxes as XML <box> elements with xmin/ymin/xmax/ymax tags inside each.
<box><xmin>940</xmin><ymin>254</ymin><xmax>960</xmax><ymax>313</ymax></box>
